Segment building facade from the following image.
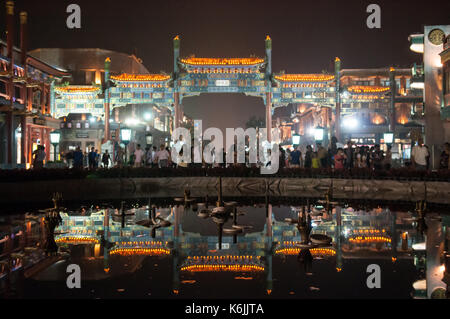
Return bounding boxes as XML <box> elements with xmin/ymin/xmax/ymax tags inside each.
<box><xmin>28</xmin><ymin>48</ymin><xmax>172</xmax><ymax>158</ymax></box>
<box><xmin>0</xmin><ymin>2</ymin><xmax>69</xmax><ymax>168</ymax></box>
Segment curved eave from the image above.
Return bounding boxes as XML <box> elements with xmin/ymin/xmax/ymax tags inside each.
<box><xmin>274</xmin><ymin>74</ymin><xmax>335</xmax><ymax>83</ymax></box>
<box><xmin>26</xmin><ymin>56</ymin><xmax>70</xmax><ymax>78</ymax></box>
<box><xmin>179</xmin><ymin>58</ymin><xmax>265</xmax><ymax>68</ymax></box>
<box><xmin>110</xmin><ymin>74</ymin><xmax>172</xmax><ymax>83</ymax></box>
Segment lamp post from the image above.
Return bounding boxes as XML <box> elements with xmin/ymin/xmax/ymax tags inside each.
<box><xmin>292</xmin><ymin>134</ymin><xmax>300</xmax><ymax>146</ymax></box>
<box><xmin>146</xmin><ymin>133</ymin><xmax>153</xmax><ymax>146</ymax></box>
<box><xmin>384</xmin><ymin>132</ymin><xmax>394</xmax><ymax>145</ymax></box>
<box><xmin>314</xmin><ymin>127</ymin><xmax>324</xmax><ymax>143</ymax></box>
<box><xmin>49</xmin><ymin>130</ymin><xmax>61</xmax><ymax>162</ymax></box>
<box><xmin>120</xmin><ymin>127</ymin><xmax>132</xmax><ymax>165</ymax></box>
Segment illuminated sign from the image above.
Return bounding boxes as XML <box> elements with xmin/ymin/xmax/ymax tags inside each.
<box><xmin>215</xmin><ymin>80</ymin><xmax>230</xmax><ymax>87</ymax></box>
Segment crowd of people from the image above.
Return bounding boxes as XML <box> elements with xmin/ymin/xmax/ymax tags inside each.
<box><xmin>32</xmin><ymin>138</ymin><xmax>450</xmax><ymax>171</ymax></box>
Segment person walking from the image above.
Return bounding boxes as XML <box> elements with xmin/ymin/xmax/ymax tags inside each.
<box><xmin>344</xmin><ymin>141</ymin><xmax>354</xmax><ymax>169</ymax></box>
<box><xmin>411</xmin><ymin>138</ymin><xmax>429</xmax><ymax>170</ymax></box>
<box><xmin>304</xmin><ymin>145</ymin><xmax>313</xmax><ymax>168</ymax></box>
<box><xmin>439</xmin><ymin>142</ymin><xmax>450</xmax><ymax>169</ymax></box>
<box><xmin>317</xmin><ymin>143</ymin><xmax>328</xmax><ymax>168</ymax></box>
<box><xmin>73</xmin><ymin>146</ymin><xmax>84</xmax><ymax>169</ymax></box>
<box><xmin>102</xmin><ymin>150</ymin><xmax>111</xmax><ymax>168</ymax></box>
<box><xmin>384</xmin><ymin>145</ymin><xmax>392</xmax><ymax>170</ymax></box>
<box><xmin>156</xmin><ymin>144</ymin><xmax>170</xmax><ymax>168</ymax></box>
<box><xmin>134</xmin><ymin>144</ymin><xmax>145</xmax><ymax>167</ymax></box>
<box><xmin>311</xmin><ymin>152</ymin><xmax>320</xmax><ymax>169</ymax></box>
<box><xmin>334</xmin><ymin>148</ymin><xmax>345</xmax><ymax>170</ymax></box>
<box><xmin>372</xmin><ymin>144</ymin><xmax>384</xmax><ymax>170</ymax></box>
<box><xmin>145</xmin><ymin>146</ymin><xmax>152</xmax><ymax>167</ymax></box>
<box><xmin>115</xmin><ymin>147</ymin><xmax>124</xmax><ymax>167</ymax></box>
<box><xmin>32</xmin><ymin>145</ymin><xmax>46</xmax><ymax>169</ymax></box>
<box><xmin>88</xmin><ymin>147</ymin><xmax>97</xmax><ymax>169</ymax></box>
<box><xmin>290</xmin><ymin>146</ymin><xmax>302</xmax><ymax>168</ymax></box>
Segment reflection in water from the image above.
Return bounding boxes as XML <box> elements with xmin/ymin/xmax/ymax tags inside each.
<box><xmin>0</xmin><ymin>199</ymin><xmax>449</xmax><ymax>299</ymax></box>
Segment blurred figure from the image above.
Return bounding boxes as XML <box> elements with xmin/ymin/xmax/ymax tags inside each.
<box><xmin>317</xmin><ymin>143</ymin><xmax>328</xmax><ymax>168</ymax></box>
<box><xmin>304</xmin><ymin>145</ymin><xmax>313</xmax><ymax>168</ymax></box>
<box><xmin>134</xmin><ymin>144</ymin><xmax>145</xmax><ymax>167</ymax></box>
<box><xmin>32</xmin><ymin>145</ymin><xmax>46</xmax><ymax>169</ymax></box>
<box><xmin>115</xmin><ymin>147</ymin><xmax>124</xmax><ymax>167</ymax></box>
<box><xmin>102</xmin><ymin>150</ymin><xmax>111</xmax><ymax>168</ymax></box>
<box><xmin>334</xmin><ymin>148</ymin><xmax>345</xmax><ymax>170</ymax></box>
<box><xmin>412</xmin><ymin>138</ymin><xmax>428</xmax><ymax>170</ymax></box>
<box><xmin>290</xmin><ymin>146</ymin><xmax>302</xmax><ymax>168</ymax></box>
<box><xmin>384</xmin><ymin>145</ymin><xmax>392</xmax><ymax>170</ymax></box>
<box><xmin>311</xmin><ymin>152</ymin><xmax>320</xmax><ymax>169</ymax></box>
<box><xmin>88</xmin><ymin>147</ymin><xmax>96</xmax><ymax>169</ymax></box>
<box><xmin>344</xmin><ymin>141</ymin><xmax>354</xmax><ymax>169</ymax></box>
<box><xmin>156</xmin><ymin>144</ymin><xmax>170</xmax><ymax>168</ymax></box>
<box><xmin>94</xmin><ymin>149</ymin><xmax>100</xmax><ymax>169</ymax></box>
<box><xmin>73</xmin><ymin>146</ymin><xmax>84</xmax><ymax>169</ymax></box>
<box><xmin>439</xmin><ymin>142</ymin><xmax>450</xmax><ymax>169</ymax></box>
<box><xmin>372</xmin><ymin>144</ymin><xmax>384</xmax><ymax>170</ymax></box>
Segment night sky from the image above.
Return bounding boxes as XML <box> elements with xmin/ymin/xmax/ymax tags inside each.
<box><xmin>1</xmin><ymin>0</ymin><xmax>449</xmax><ymax>131</ymax></box>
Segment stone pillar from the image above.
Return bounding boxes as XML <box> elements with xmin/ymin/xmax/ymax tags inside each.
<box><xmin>265</xmin><ymin>93</ymin><xmax>272</xmax><ymax>142</ymax></box>
<box><xmin>103</xmin><ymin>57</ymin><xmax>111</xmax><ymax>143</ymax></box>
<box><xmin>265</xmin><ymin>36</ymin><xmax>272</xmax><ymax>142</ymax></box>
<box><xmin>6</xmin><ymin>1</ymin><xmax>15</xmax><ymax>165</ymax></box>
<box><xmin>334</xmin><ymin>57</ymin><xmax>341</xmax><ymax>142</ymax></box>
<box><xmin>173</xmin><ymin>36</ymin><xmax>180</xmax><ymax>130</ymax></box>
<box><xmin>389</xmin><ymin>67</ymin><xmax>396</xmax><ymax>133</ymax></box>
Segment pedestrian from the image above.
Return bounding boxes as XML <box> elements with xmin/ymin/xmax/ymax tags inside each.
<box><xmin>32</xmin><ymin>145</ymin><xmax>46</xmax><ymax>169</ymax></box>
<box><xmin>94</xmin><ymin>149</ymin><xmax>99</xmax><ymax>169</ymax></box>
<box><xmin>279</xmin><ymin>146</ymin><xmax>286</xmax><ymax>169</ymax></box>
<box><xmin>372</xmin><ymin>144</ymin><xmax>384</xmax><ymax>170</ymax></box>
<box><xmin>304</xmin><ymin>145</ymin><xmax>313</xmax><ymax>168</ymax></box>
<box><xmin>156</xmin><ymin>144</ymin><xmax>170</xmax><ymax>168</ymax></box>
<box><xmin>145</xmin><ymin>146</ymin><xmax>152</xmax><ymax>167</ymax></box>
<box><xmin>115</xmin><ymin>147</ymin><xmax>124</xmax><ymax>167</ymax></box>
<box><xmin>102</xmin><ymin>150</ymin><xmax>111</xmax><ymax>168</ymax></box>
<box><xmin>134</xmin><ymin>144</ymin><xmax>145</xmax><ymax>167</ymax></box>
<box><xmin>311</xmin><ymin>152</ymin><xmax>320</xmax><ymax>169</ymax></box>
<box><xmin>317</xmin><ymin>143</ymin><xmax>327</xmax><ymax>168</ymax></box>
<box><xmin>88</xmin><ymin>147</ymin><xmax>96</xmax><ymax>169</ymax></box>
<box><xmin>384</xmin><ymin>145</ymin><xmax>392</xmax><ymax>170</ymax></box>
<box><xmin>411</xmin><ymin>138</ymin><xmax>429</xmax><ymax>170</ymax></box>
<box><xmin>151</xmin><ymin>146</ymin><xmax>157</xmax><ymax>167</ymax></box>
<box><xmin>73</xmin><ymin>146</ymin><xmax>84</xmax><ymax>169</ymax></box>
<box><xmin>290</xmin><ymin>146</ymin><xmax>302</xmax><ymax>168</ymax></box>
<box><xmin>344</xmin><ymin>141</ymin><xmax>354</xmax><ymax>169</ymax></box>
<box><xmin>334</xmin><ymin>148</ymin><xmax>345</xmax><ymax>170</ymax></box>
<box><xmin>439</xmin><ymin>142</ymin><xmax>450</xmax><ymax>169</ymax></box>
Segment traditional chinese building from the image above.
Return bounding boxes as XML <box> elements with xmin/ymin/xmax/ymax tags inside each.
<box><xmin>0</xmin><ymin>1</ymin><xmax>70</xmax><ymax>168</ymax></box>
<box><xmin>28</xmin><ymin>48</ymin><xmax>172</xmax><ymax>155</ymax></box>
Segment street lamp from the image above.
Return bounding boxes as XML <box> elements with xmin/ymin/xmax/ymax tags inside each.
<box><xmin>146</xmin><ymin>133</ymin><xmax>153</xmax><ymax>146</ymax></box>
<box><xmin>49</xmin><ymin>130</ymin><xmax>61</xmax><ymax>162</ymax></box>
<box><xmin>292</xmin><ymin>134</ymin><xmax>300</xmax><ymax>146</ymax></box>
<box><xmin>383</xmin><ymin>132</ymin><xmax>394</xmax><ymax>145</ymax></box>
<box><xmin>314</xmin><ymin>127</ymin><xmax>324</xmax><ymax>142</ymax></box>
<box><xmin>120</xmin><ymin>127</ymin><xmax>132</xmax><ymax>164</ymax></box>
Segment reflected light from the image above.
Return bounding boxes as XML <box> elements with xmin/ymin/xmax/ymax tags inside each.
<box><xmin>410</xmin><ymin>44</ymin><xmax>424</xmax><ymax>53</ymax></box>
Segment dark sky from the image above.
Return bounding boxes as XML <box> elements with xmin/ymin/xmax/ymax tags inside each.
<box><xmin>2</xmin><ymin>0</ymin><xmax>449</xmax><ymax>131</ymax></box>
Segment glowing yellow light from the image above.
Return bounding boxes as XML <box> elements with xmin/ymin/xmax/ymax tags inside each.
<box><xmin>274</xmin><ymin>74</ymin><xmax>335</xmax><ymax>82</ymax></box>
<box><xmin>110</xmin><ymin>73</ymin><xmax>171</xmax><ymax>82</ymax></box>
<box><xmin>348</xmin><ymin>85</ymin><xmax>390</xmax><ymax>94</ymax></box>
<box><xmin>54</xmin><ymin>86</ymin><xmax>100</xmax><ymax>94</ymax></box>
<box><xmin>55</xmin><ymin>236</ymin><xmax>99</xmax><ymax>244</ymax></box>
<box><xmin>180</xmin><ymin>57</ymin><xmax>265</xmax><ymax>66</ymax></box>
